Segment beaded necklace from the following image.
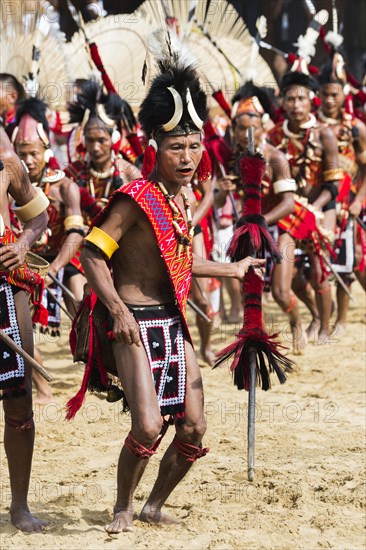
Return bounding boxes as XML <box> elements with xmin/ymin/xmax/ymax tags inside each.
<box><xmin>87</xmin><ymin>154</ymin><xmax>119</xmax><ymax>203</ymax></box>
<box><xmin>318</xmin><ymin>109</ymin><xmax>354</xmax><ymax>148</ymax></box>
<box><xmin>156</xmin><ymin>181</ymin><xmax>194</xmax><ymax>258</ymax></box>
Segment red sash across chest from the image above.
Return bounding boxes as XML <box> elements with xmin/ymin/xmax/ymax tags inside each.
<box><xmin>92</xmin><ymin>178</ymin><xmax>193</xmax><ymax>328</ymax></box>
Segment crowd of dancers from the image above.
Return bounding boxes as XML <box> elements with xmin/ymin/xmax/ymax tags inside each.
<box><xmin>0</xmin><ymin>0</ymin><xmax>365</xmax><ymax>533</ymax></box>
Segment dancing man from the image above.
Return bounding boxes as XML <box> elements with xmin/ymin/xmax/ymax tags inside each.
<box><xmin>0</xmin><ymin>124</ymin><xmax>48</xmax><ymax>531</ymax></box>
<box><xmin>67</xmin><ymin>42</ymin><xmax>265</xmax><ymax>532</ymax></box>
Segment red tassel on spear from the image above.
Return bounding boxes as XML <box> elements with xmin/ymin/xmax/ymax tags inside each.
<box><xmin>214</xmin><ymin>128</ymin><xmax>293</xmax><ymax>388</ymax></box>
<box><xmin>214</xmin><ymin>127</ymin><xmax>293</xmax><ymax>480</ymax></box>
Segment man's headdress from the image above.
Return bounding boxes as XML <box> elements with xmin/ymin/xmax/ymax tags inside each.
<box><xmin>317</xmin><ymin>0</ymin><xmax>348</xmax><ymax>94</ymax></box>
<box><xmin>67</xmin><ymin>80</ymin><xmax>137</xmax><ymax>147</ymax></box>
<box><xmin>317</xmin><ymin>54</ymin><xmax>348</xmax><ymax>90</ymax></box>
<box><xmin>231</xmin><ymin>82</ymin><xmax>275</xmax><ymax>125</ymax></box>
<box><xmin>276</xmin><ymin>9</ymin><xmax>329</xmax><ymax>97</ymax></box>
<box><xmin>138</xmin><ymin>31</ymin><xmax>209</xmax><ymax>179</ymax></box>
<box><xmin>12</xmin><ymin>98</ymin><xmax>54</xmax><ymax>164</ymax></box>
<box><xmin>280</xmin><ymin>71</ymin><xmax>319</xmax><ymax>96</ymax></box>
<box><xmin>138</xmin><ymin>1</ymin><xmax>274</xmax><ymax>120</ymax></box>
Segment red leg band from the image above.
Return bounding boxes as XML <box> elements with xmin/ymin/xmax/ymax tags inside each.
<box><xmin>124</xmin><ymin>431</ymin><xmax>160</xmax><ymax>460</ymax></box>
<box><xmin>284</xmin><ymin>295</ymin><xmax>297</xmax><ymax>314</ymax></box>
<box><xmin>173</xmin><ymin>436</ymin><xmax>209</xmax><ymax>462</ymax></box>
<box><xmin>316</xmin><ymin>286</ymin><xmax>331</xmax><ymax>295</ymax></box>
<box><xmin>5</xmin><ymin>412</ymin><xmax>34</xmax><ymax>431</ymax></box>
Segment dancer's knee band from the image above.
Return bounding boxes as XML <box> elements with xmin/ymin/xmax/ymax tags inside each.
<box><xmin>124</xmin><ymin>431</ymin><xmax>158</xmax><ymax>460</ymax></box>
<box><xmin>284</xmin><ymin>295</ymin><xmax>297</xmax><ymax>314</ymax></box>
<box><xmin>5</xmin><ymin>412</ymin><xmax>34</xmax><ymax>431</ymax></box>
<box><xmin>173</xmin><ymin>436</ymin><xmax>209</xmax><ymax>462</ymax></box>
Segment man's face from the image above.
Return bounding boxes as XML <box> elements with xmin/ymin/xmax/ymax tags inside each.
<box><xmin>283</xmin><ymin>86</ymin><xmax>312</xmax><ymax>123</ymax></box>
<box><xmin>84</xmin><ymin>126</ymin><xmax>113</xmax><ymax>166</ymax></box>
<box><xmin>0</xmin><ymin>83</ymin><xmax>17</xmax><ymax>116</ymax></box>
<box><xmin>16</xmin><ymin>142</ymin><xmax>45</xmax><ymax>182</ymax></box>
<box><xmin>157</xmin><ymin>133</ymin><xmax>202</xmax><ymax>186</ymax></box>
<box><xmin>319</xmin><ymin>83</ymin><xmax>345</xmax><ymax>117</ymax></box>
<box><xmin>233</xmin><ymin>114</ymin><xmax>264</xmax><ymax>150</ymax></box>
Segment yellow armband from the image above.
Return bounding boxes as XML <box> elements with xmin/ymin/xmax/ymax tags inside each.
<box><xmin>273</xmin><ymin>178</ymin><xmax>297</xmax><ymax>194</ymax></box>
<box><xmin>358</xmin><ymin>150</ymin><xmax>366</xmax><ymax>165</ymax></box>
<box><xmin>323</xmin><ymin>168</ymin><xmax>343</xmax><ymax>182</ymax></box>
<box><xmin>64</xmin><ymin>215</ymin><xmax>85</xmax><ymax>232</ymax></box>
<box><xmin>83</xmin><ymin>226</ymin><xmax>119</xmax><ymax>259</ymax></box>
<box><xmin>13</xmin><ymin>187</ymin><xmax>49</xmax><ymax>223</ymax></box>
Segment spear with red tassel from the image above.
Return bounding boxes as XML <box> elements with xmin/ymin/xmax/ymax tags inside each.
<box><xmin>214</xmin><ymin>128</ymin><xmax>293</xmax><ymax>481</ymax></box>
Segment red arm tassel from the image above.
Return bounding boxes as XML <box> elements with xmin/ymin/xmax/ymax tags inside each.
<box><xmin>203</xmin><ymin>121</ymin><xmax>233</xmax><ymax>171</ymax></box>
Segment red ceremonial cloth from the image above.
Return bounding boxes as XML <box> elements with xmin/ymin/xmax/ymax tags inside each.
<box><xmin>91</xmin><ymin>178</ymin><xmax>193</xmax><ymax>338</ymax></box>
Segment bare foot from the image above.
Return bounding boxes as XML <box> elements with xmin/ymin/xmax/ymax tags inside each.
<box><xmin>225</xmin><ymin>312</ymin><xmax>241</xmax><ymax>324</ymax></box>
<box><xmin>212</xmin><ymin>313</ymin><xmax>222</xmax><ymax>327</ymax></box>
<box><xmin>317</xmin><ymin>329</ymin><xmax>332</xmax><ymax>345</ymax></box>
<box><xmin>105</xmin><ymin>510</ymin><xmax>134</xmax><ymax>533</ymax></box>
<box><xmin>330</xmin><ymin>322</ymin><xmax>346</xmax><ymax>338</ymax></box>
<box><xmin>291</xmin><ymin>324</ymin><xmax>307</xmax><ymax>355</ymax></box>
<box><xmin>139</xmin><ymin>507</ymin><xmax>180</xmax><ymax>525</ymax></box>
<box><xmin>200</xmin><ymin>347</ymin><xmax>216</xmax><ymax>367</ymax></box>
<box><xmin>306</xmin><ymin>318</ymin><xmax>320</xmax><ymax>342</ymax></box>
<box><xmin>10</xmin><ymin>507</ymin><xmax>46</xmax><ymax>533</ymax></box>
<box><xmin>34</xmin><ymin>392</ymin><xmax>53</xmax><ymax>406</ymax></box>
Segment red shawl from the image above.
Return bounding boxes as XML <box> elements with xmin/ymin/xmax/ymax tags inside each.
<box><xmin>91</xmin><ymin>178</ymin><xmax>193</xmax><ymax>332</ymax></box>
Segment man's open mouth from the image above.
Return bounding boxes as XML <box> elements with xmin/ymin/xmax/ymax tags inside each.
<box><xmin>178</xmin><ymin>168</ymin><xmax>193</xmax><ymax>174</ymax></box>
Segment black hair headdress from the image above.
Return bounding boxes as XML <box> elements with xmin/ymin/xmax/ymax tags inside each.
<box><xmin>280</xmin><ymin>71</ymin><xmax>319</xmax><ymax>94</ymax></box>
<box><xmin>68</xmin><ymin>80</ymin><xmax>136</xmax><ymax>133</ymax></box>
<box><xmin>138</xmin><ymin>31</ymin><xmax>208</xmax><ymax>140</ymax></box>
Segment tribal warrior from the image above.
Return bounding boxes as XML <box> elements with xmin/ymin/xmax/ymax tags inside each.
<box><xmin>269</xmin><ymin>71</ymin><xmax>341</xmax><ymax>344</ymax></box>
<box><xmin>67</xmin><ymin>44</ymin><xmax>265</xmax><ymax>532</ymax></box>
<box><xmin>0</xmin><ymin>125</ymin><xmax>48</xmax><ymax>531</ymax></box>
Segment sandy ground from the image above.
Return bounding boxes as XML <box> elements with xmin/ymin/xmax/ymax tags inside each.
<box><xmin>0</xmin><ymin>282</ymin><xmax>365</xmax><ymax>550</ymax></box>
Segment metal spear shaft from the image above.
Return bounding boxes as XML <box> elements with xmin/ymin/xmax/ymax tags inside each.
<box><xmin>187</xmin><ymin>298</ymin><xmax>212</xmax><ymax>324</ymax></box>
<box><xmin>46</xmin><ymin>288</ymin><xmax>73</xmax><ymax>321</ymax></box>
<box><xmin>247</xmin><ymin>347</ymin><xmax>256</xmax><ymax>481</ymax></box>
<box><xmin>47</xmin><ymin>272</ymin><xmax>76</xmax><ymax>302</ymax></box>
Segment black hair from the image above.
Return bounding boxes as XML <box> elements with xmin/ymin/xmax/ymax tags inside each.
<box><xmin>0</xmin><ymin>73</ymin><xmax>26</xmax><ymax>102</ymax></box>
<box><xmin>280</xmin><ymin>71</ymin><xmax>319</xmax><ymax>94</ymax></box>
